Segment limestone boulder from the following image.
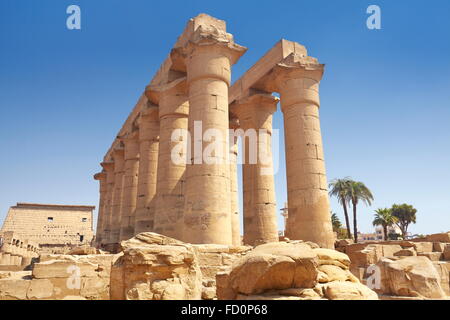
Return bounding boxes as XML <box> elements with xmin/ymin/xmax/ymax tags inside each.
<box><xmin>217</xmin><ymin>241</ymin><xmax>378</xmax><ymax>300</ymax></box>
<box><xmin>432</xmin><ymin>262</ymin><xmax>450</xmax><ymax>296</ymax></box>
<box><xmin>376</xmin><ymin>256</ymin><xmax>447</xmax><ymax>299</ymax></box>
<box><xmin>110</xmin><ymin>232</ymin><xmax>202</xmax><ymax>300</ymax></box>
<box><xmin>319</xmin><ymin>281</ymin><xmax>378</xmax><ymax>300</ymax></box>
<box><xmin>225</xmin><ymin>242</ymin><xmax>318</xmax><ymax>297</ymax></box>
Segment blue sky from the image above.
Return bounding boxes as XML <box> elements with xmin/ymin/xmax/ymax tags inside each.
<box><xmin>1</xmin><ymin>0</ymin><xmax>449</xmax><ymax>236</ymax></box>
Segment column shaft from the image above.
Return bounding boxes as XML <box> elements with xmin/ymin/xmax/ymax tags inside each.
<box><xmin>277</xmin><ymin>64</ymin><xmax>334</xmax><ymax>248</ymax></box>
<box><xmin>152</xmin><ymin>80</ymin><xmax>189</xmax><ymax>239</ymax></box>
<box><xmin>110</xmin><ymin>148</ymin><xmax>125</xmax><ymax>246</ymax></box>
<box><xmin>229</xmin><ymin>117</ymin><xmax>241</xmax><ymax>246</ymax></box>
<box><xmin>120</xmin><ymin>135</ymin><xmax>140</xmax><ymax>241</ymax></box>
<box><xmin>94</xmin><ymin>172</ymin><xmax>107</xmax><ymax>246</ymax></box>
<box><xmin>234</xmin><ymin>94</ymin><xmax>279</xmax><ymax>245</ymax></box>
<box><xmin>101</xmin><ymin>162</ymin><xmax>115</xmax><ymax>246</ymax></box>
<box><xmin>183</xmin><ymin>47</ymin><xmax>233</xmax><ymax>244</ymax></box>
<box><xmin>134</xmin><ymin>105</ymin><xmax>160</xmax><ymax>234</ymax></box>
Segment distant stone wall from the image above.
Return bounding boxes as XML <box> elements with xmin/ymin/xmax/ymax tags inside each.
<box><xmin>0</xmin><ymin>231</ymin><xmax>39</xmax><ymax>268</ymax></box>
<box><xmin>1</xmin><ymin>203</ymin><xmax>95</xmax><ymax>252</ymax></box>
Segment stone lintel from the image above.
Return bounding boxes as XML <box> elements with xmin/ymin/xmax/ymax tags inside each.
<box><xmin>254</xmin><ymin>53</ymin><xmax>324</xmax><ymax>93</ymax></box>
<box><xmin>229</xmin><ymin>39</ymin><xmax>308</xmax><ymax>104</ymax></box>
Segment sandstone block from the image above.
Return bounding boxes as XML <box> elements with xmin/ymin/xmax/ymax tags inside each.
<box><xmin>418</xmin><ymin>252</ymin><xmax>443</xmax><ymax>261</ymax></box>
<box><xmin>426</xmin><ymin>232</ymin><xmax>450</xmax><ymax>243</ymax></box>
<box><xmin>413</xmin><ymin>242</ymin><xmax>434</xmax><ymax>254</ymax></box>
<box><xmin>394</xmin><ymin>248</ymin><xmax>417</xmax><ymax>257</ymax></box>
<box><xmin>110</xmin><ymin>233</ymin><xmax>202</xmax><ymax>300</ymax></box>
<box><xmin>377</xmin><ymin>256</ymin><xmax>446</xmax><ymax>299</ymax></box>
<box><xmin>321</xmin><ymin>281</ymin><xmax>378</xmax><ymax>300</ymax></box>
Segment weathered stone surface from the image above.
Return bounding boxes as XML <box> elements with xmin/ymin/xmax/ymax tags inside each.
<box><xmin>27</xmin><ymin>279</ymin><xmax>54</xmax><ymax>299</ymax></box>
<box><xmin>443</xmin><ymin>244</ymin><xmax>450</xmax><ymax>261</ymax></box>
<box><xmin>418</xmin><ymin>252</ymin><xmax>443</xmax><ymax>261</ymax></box>
<box><xmin>320</xmin><ymin>281</ymin><xmax>378</xmax><ymax>300</ymax></box>
<box><xmin>377</xmin><ymin>256</ymin><xmax>447</xmax><ymax>299</ymax></box>
<box><xmin>68</xmin><ymin>246</ymin><xmax>98</xmax><ymax>255</ymax></box>
<box><xmin>1</xmin><ymin>203</ymin><xmax>94</xmax><ymax>252</ymax></box>
<box><xmin>217</xmin><ymin>241</ymin><xmax>377</xmax><ymax>300</ymax></box>
<box><xmin>433</xmin><ymin>242</ymin><xmax>447</xmax><ymax>253</ymax></box>
<box><xmin>432</xmin><ymin>262</ymin><xmax>450</xmax><ymax>296</ymax></box>
<box><xmin>426</xmin><ymin>232</ymin><xmax>450</xmax><ymax>243</ymax></box>
<box><xmin>394</xmin><ymin>248</ymin><xmax>417</xmax><ymax>257</ymax></box>
<box><xmin>110</xmin><ymin>233</ymin><xmax>202</xmax><ymax>300</ymax></box>
<box><xmin>226</xmin><ymin>242</ymin><xmax>318</xmax><ymax>297</ymax></box>
<box><xmin>413</xmin><ymin>242</ymin><xmax>434</xmax><ymax>254</ymax></box>
<box><xmin>0</xmin><ymin>254</ymin><xmax>113</xmax><ymax>300</ymax></box>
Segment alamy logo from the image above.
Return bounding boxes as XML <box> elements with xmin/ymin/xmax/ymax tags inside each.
<box><xmin>366</xmin><ymin>5</ymin><xmax>381</xmax><ymax>30</ymax></box>
<box><xmin>366</xmin><ymin>264</ymin><xmax>381</xmax><ymax>289</ymax></box>
<box><xmin>170</xmin><ymin>121</ymin><xmax>279</xmax><ymax>176</ymax></box>
<box><xmin>66</xmin><ymin>265</ymin><xmax>81</xmax><ymax>289</ymax></box>
<box><xmin>66</xmin><ymin>5</ymin><xmax>81</xmax><ymax>30</ymax></box>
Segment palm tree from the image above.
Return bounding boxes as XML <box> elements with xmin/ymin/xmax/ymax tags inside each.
<box><xmin>331</xmin><ymin>212</ymin><xmax>342</xmax><ymax>232</ymax></box>
<box><xmin>372</xmin><ymin>208</ymin><xmax>397</xmax><ymax>241</ymax></box>
<box><xmin>347</xmin><ymin>180</ymin><xmax>373</xmax><ymax>243</ymax></box>
<box><xmin>329</xmin><ymin>178</ymin><xmax>352</xmax><ymax>239</ymax></box>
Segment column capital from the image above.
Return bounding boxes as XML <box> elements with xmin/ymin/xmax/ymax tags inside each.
<box><xmin>112</xmin><ymin>147</ymin><xmax>125</xmax><ymax>171</ymax></box>
<box><xmin>93</xmin><ymin>171</ymin><xmax>107</xmax><ymax>181</ymax></box>
<box><xmin>145</xmin><ymin>77</ymin><xmax>187</xmax><ymax>105</ymax></box>
<box><xmin>231</xmin><ymin>91</ymin><xmax>278</xmax><ymax>120</ymax></box>
<box><xmin>120</xmin><ymin>131</ymin><xmax>140</xmax><ymax>161</ymax></box>
<box><xmin>139</xmin><ymin>101</ymin><xmax>159</xmax><ymax>121</ymax></box>
<box><xmin>100</xmin><ymin>161</ymin><xmax>114</xmax><ymax>172</ymax></box>
<box><xmin>172</xmin><ymin>26</ymin><xmax>247</xmax><ymax>66</ymax></box>
<box><xmin>145</xmin><ymin>77</ymin><xmax>188</xmax><ymax>119</ymax></box>
<box><xmin>255</xmin><ymin>53</ymin><xmax>324</xmax><ymax>109</ymax></box>
<box><xmin>171</xmin><ymin>27</ymin><xmax>246</xmax><ymax>86</ymax></box>
<box><xmin>272</xmin><ymin>53</ymin><xmax>324</xmax><ymax>85</ymax></box>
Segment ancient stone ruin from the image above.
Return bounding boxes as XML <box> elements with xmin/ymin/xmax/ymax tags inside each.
<box><xmin>94</xmin><ymin>13</ymin><xmax>334</xmax><ymax>253</ymax></box>
<box><xmin>1</xmin><ymin>203</ymin><xmax>95</xmax><ymax>254</ymax></box>
<box><xmin>1</xmin><ymin>13</ymin><xmax>448</xmax><ymax>302</ymax></box>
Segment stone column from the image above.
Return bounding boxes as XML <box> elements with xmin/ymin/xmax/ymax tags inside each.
<box><xmin>100</xmin><ymin>161</ymin><xmax>115</xmax><ymax>246</ymax></box>
<box><xmin>110</xmin><ymin>147</ymin><xmax>125</xmax><ymax>247</ymax></box>
<box><xmin>147</xmin><ymin>78</ymin><xmax>189</xmax><ymax>240</ymax></box>
<box><xmin>233</xmin><ymin>93</ymin><xmax>279</xmax><ymax>245</ymax></box>
<box><xmin>178</xmin><ymin>33</ymin><xmax>246</xmax><ymax>245</ymax></box>
<box><xmin>229</xmin><ymin>116</ymin><xmax>241</xmax><ymax>246</ymax></box>
<box><xmin>120</xmin><ymin>132</ymin><xmax>140</xmax><ymax>241</ymax></box>
<box><xmin>274</xmin><ymin>55</ymin><xmax>334</xmax><ymax>248</ymax></box>
<box><xmin>134</xmin><ymin>103</ymin><xmax>160</xmax><ymax>234</ymax></box>
<box><xmin>93</xmin><ymin>171</ymin><xmax>107</xmax><ymax>246</ymax></box>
